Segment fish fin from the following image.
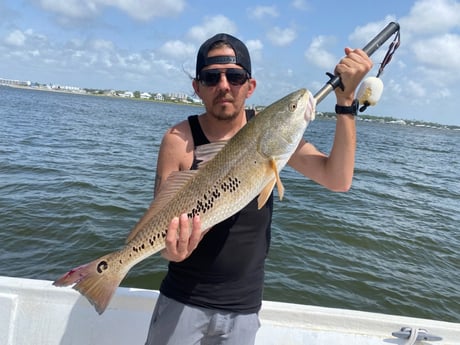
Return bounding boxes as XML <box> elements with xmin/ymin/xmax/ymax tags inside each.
<box><xmin>271</xmin><ymin>158</ymin><xmax>285</xmax><ymax>200</ymax></box>
<box><xmin>125</xmin><ymin>170</ymin><xmax>198</xmax><ymax>243</ymax></box>
<box><xmin>258</xmin><ymin>178</ymin><xmax>276</xmax><ymax>209</ymax></box>
<box><xmin>257</xmin><ymin>158</ymin><xmax>285</xmax><ymax>209</ymax></box>
<box><xmin>195</xmin><ymin>141</ymin><xmax>228</xmax><ymax>169</ymax></box>
<box><xmin>53</xmin><ymin>254</ymin><xmax>127</xmax><ymax>315</ymax></box>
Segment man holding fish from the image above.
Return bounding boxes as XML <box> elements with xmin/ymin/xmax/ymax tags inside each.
<box><xmin>145</xmin><ymin>33</ymin><xmax>372</xmax><ymax>344</ymax></box>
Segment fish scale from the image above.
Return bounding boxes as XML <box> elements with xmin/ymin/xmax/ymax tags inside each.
<box><xmin>54</xmin><ymin>88</ymin><xmax>316</xmax><ymax>314</ymax></box>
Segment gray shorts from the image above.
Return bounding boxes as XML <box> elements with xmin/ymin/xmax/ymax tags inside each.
<box><xmin>145</xmin><ymin>293</ymin><xmax>260</xmax><ymax>345</ymax></box>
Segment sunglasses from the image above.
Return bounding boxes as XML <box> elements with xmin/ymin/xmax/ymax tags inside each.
<box><xmin>198</xmin><ymin>68</ymin><xmax>249</xmax><ymax>87</ymax></box>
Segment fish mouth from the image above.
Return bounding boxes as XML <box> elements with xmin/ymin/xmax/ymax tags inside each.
<box><xmin>305</xmin><ymin>92</ymin><xmax>316</xmax><ymax>122</ymax></box>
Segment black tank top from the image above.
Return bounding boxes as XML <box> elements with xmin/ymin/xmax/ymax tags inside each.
<box><xmin>159</xmin><ymin>110</ymin><xmax>274</xmax><ymax>313</ymax></box>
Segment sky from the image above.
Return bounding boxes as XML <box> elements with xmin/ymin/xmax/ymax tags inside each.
<box><xmin>1</xmin><ymin>0</ymin><xmax>459</xmax><ymax>125</ymax></box>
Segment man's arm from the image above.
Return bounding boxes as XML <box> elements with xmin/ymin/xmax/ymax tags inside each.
<box><xmin>289</xmin><ymin>48</ymin><xmax>372</xmax><ymax>191</ymax></box>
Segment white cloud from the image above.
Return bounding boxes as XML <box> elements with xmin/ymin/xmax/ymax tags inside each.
<box><xmin>433</xmin><ymin>87</ymin><xmax>451</xmax><ymax>99</ymax></box>
<box><xmin>37</xmin><ymin>0</ymin><xmax>99</xmax><ymax>19</ymax></box>
<box><xmin>387</xmin><ymin>79</ymin><xmax>402</xmax><ymax>96</ymax></box>
<box><xmin>90</xmin><ymin>39</ymin><xmax>115</xmax><ymax>51</ymax></box>
<box><xmin>5</xmin><ymin>30</ymin><xmax>26</xmax><ymax>46</ymax></box>
<box><xmin>159</xmin><ymin>40</ymin><xmax>196</xmax><ymax>60</ymax></box>
<box><xmin>187</xmin><ymin>15</ymin><xmax>238</xmax><ymax>43</ymax></box>
<box><xmin>105</xmin><ymin>0</ymin><xmax>186</xmax><ymax>21</ymax></box>
<box><xmin>406</xmin><ymin>79</ymin><xmax>426</xmax><ymax>98</ymax></box>
<box><xmin>246</xmin><ymin>39</ymin><xmax>264</xmax><ymax>65</ymax></box>
<box><xmin>35</xmin><ymin>0</ymin><xmax>186</xmax><ymax>21</ymax></box>
<box><xmin>412</xmin><ymin>34</ymin><xmax>460</xmax><ymax>69</ymax></box>
<box><xmin>250</xmin><ymin>5</ymin><xmax>279</xmax><ymax>19</ymax></box>
<box><xmin>4</xmin><ymin>28</ymin><xmax>48</xmax><ymax>49</ymax></box>
<box><xmin>267</xmin><ymin>27</ymin><xmax>297</xmax><ymax>47</ymax></box>
<box><xmin>291</xmin><ymin>0</ymin><xmax>309</xmax><ymax>11</ymax></box>
<box><xmin>348</xmin><ymin>16</ymin><xmax>398</xmax><ymax>48</ymax></box>
<box><xmin>402</xmin><ymin>0</ymin><xmax>460</xmax><ymax>35</ymax></box>
<box><xmin>304</xmin><ymin>35</ymin><xmax>337</xmax><ymax>69</ymax></box>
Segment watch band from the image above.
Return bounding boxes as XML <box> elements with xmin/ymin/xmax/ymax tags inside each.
<box><xmin>335</xmin><ymin>99</ymin><xmax>359</xmax><ymax>116</ymax></box>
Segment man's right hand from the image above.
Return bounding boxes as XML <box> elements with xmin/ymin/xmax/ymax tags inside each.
<box><xmin>161</xmin><ymin>214</ymin><xmax>203</xmax><ymax>262</ymax></box>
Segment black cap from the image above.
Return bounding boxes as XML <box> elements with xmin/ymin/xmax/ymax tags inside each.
<box><xmin>195</xmin><ymin>33</ymin><xmax>251</xmax><ymax>78</ymax></box>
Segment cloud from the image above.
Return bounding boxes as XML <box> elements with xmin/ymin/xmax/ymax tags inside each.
<box><xmin>250</xmin><ymin>5</ymin><xmax>279</xmax><ymax>20</ymax></box>
<box><xmin>412</xmin><ymin>33</ymin><xmax>460</xmax><ymax>70</ymax></box>
<box><xmin>348</xmin><ymin>16</ymin><xmax>398</xmax><ymax>49</ymax></box>
<box><xmin>5</xmin><ymin>30</ymin><xmax>26</xmax><ymax>46</ymax></box>
<box><xmin>4</xmin><ymin>28</ymin><xmax>48</xmax><ymax>48</ymax></box>
<box><xmin>246</xmin><ymin>39</ymin><xmax>264</xmax><ymax>65</ymax></box>
<box><xmin>34</xmin><ymin>0</ymin><xmax>186</xmax><ymax>21</ymax></box>
<box><xmin>159</xmin><ymin>40</ymin><xmax>196</xmax><ymax>60</ymax></box>
<box><xmin>291</xmin><ymin>0</ymin><xmax>309</xmax><ymax>11</ymax></box>
<box><xmin>267</xmin><ymin>27</ymin><xmax>297</xmax><ymax>46</ymax></box>
<box><xmin>2</xmin><ymin>27</ymin><xmax>154</xmax><ymax>84</ymax></box>
<box><xmin>402</xmin><ymin>0</ymin><xmax>460</xmax><ymax>35</ymax></box>
<box><xmin>392</xmin><ymin>0</ymin><xmax>460</xmax><ymax>102</ymax></box>
<box><xmin>35</xmin><ymin>0</ymin><xmax>99</xmax><ymax>19</ymax></box>
<box><xmin>106</xmin><ymin>0</ymin><xmax>186</xmax><ymax>21</ymax></box>
<box><xmin>187</xmin><ymin>15</ymin><xmax>238</xmax><ymax>43</ymax></box>
<box><xmin>406</xmin><ymin>79</ymin><xmax>426</xmax><ymax>98</ymax></box>
<box><xmin>304</xmin><ymin>35</ymin><xmax>337</xmax><ymax>69</ymax></box>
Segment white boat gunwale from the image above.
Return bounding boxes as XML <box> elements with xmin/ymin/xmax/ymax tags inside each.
<box><xmin>1</xmin><ymin>276</ymin><xmax>459</xmax><ymax>345</ymax></box>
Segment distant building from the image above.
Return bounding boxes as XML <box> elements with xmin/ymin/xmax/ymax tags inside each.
<box><xmin>120</xmin><ymin>91</ymin><xmax>134</xmax><ymax>98</ymax></box>
<box><xmin>191</xmin><ymin>98</ymin><xmax>203</xmax><ymax>105</ymax></box>
<box><xmin>154</xmin><ymin>93</ymin><xmax>164</xmax><ymax>101</ymax></box>
<box><xmin>0</xmin><ymin>78</ymin><xmax>31</xmax><ymax>87</ymax></box>
<box><xmin>140</xmin><ymin>92</ymin><xmax>151</xmax><ymax>99</ymax></box>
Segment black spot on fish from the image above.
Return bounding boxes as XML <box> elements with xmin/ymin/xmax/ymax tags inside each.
<box><xmin>97</xmin><ymin>260</ymin><xmax>108</xmax><ymax>274</ymax></box>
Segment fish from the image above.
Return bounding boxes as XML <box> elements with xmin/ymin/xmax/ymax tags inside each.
<box><xmin>53</xmin><ymin>88</ymin><xmax>316</xmax><ymax>314</ymax></box>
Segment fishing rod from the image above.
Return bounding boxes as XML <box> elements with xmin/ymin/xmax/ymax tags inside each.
<box><xmin>314</xmin><ymin>21</ymin><xmax>400</xmax><ymax>105</ymax></box>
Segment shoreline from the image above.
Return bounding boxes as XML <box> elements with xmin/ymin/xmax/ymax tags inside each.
<box><xmin>0</xmin><ymin>83</ymin><xmax>205</xmax><ymax>108</ymax></box>
<box><xmin>2</xmin><ymin>84</ymin><xmax>459</xmax><ymax>129</ymax></box>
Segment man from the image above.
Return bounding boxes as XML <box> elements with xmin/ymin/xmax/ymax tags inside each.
<box><xmin>145</xmin><ymin>33</ymin><xmax>372</xmax><ymax>345</ymax></box>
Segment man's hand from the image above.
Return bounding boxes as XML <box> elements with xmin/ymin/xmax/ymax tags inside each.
<box><xmin>334</xmin><ymin>48</ymin><xmax>373</xmax><ymax>105</ymax></box>
<box><xmin>161</xmin><ymin>213</ymin><xmax>203</xmax><ymax>262</ymax></box>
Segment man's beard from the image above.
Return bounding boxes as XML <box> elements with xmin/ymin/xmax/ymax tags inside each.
<box><xmin>211</xmin><ymin>109</ymin><xmax>239</xmax><ymax>121</ymax></box>
<box><xmin>210</xmin><ymin>92</ymin><xmax>239</xmax><ymax>121</ymax></box>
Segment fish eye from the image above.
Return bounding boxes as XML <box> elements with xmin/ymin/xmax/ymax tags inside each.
<box><xmin>289</xmin><ymin>102</ymin><xmax>297</xmax><ymax>112</ymax></box>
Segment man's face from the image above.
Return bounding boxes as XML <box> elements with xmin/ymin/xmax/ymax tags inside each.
<box><xmin>193</xmin><ymin>46</ymin><xmax>256</xmax><ymax>121</ymax></box>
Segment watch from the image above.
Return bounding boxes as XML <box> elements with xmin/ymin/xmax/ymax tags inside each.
<box><xmin>335</xmin><ymin>99</ymin><xmax>359</xmax><ymax>116</ymax></box>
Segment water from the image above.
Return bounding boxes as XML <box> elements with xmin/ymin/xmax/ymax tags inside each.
<box><xmin>1</xmin><ymin>86</ymin><xmax>459</xmax><ymax>323</ymax></box>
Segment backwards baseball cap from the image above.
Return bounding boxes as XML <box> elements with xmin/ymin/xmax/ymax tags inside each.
<box><xmin>195</xmin><ymin>33</ymin><xmax>251</xmax><ymax>78</ymax></box>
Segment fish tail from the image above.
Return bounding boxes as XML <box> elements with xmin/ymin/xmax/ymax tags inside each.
<box><xmin>53</xmin><ymin>254</ymin><xmax>127</xmax><ymax>315</ymax></box>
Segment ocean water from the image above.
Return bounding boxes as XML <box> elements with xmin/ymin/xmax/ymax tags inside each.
<box><xmin>1</xmin><ymin>86</ymin><xmax>459</xmax><ymax>323</ymax></box>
